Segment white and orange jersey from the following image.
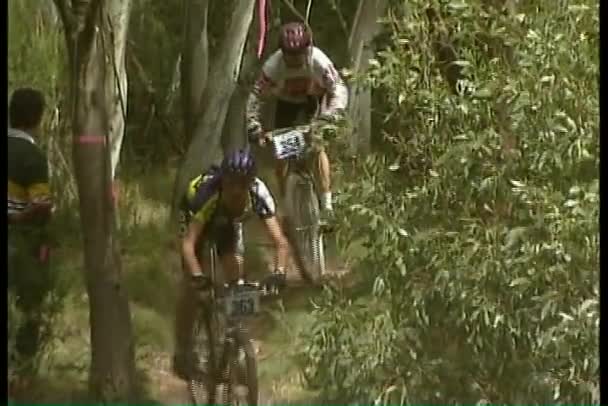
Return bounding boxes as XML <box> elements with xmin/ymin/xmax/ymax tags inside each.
<box><xmin>246</xmin><ymin>47</ymin><xmax>348</xmax><ymax>138</ymax></box>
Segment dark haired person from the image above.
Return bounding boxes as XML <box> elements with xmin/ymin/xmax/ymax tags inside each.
<box><xmin>8</xmin><ymin>87</ymin><xmax>54</xmax><ymax>365</ymax></box>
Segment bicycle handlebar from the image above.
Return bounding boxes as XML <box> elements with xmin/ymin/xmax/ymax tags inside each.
<box><xmin>196</xmin><ymin>277</ymin><xmax>281</xmax><ymax>302</ymax></box>
<box><xmin>264</xmin><ymin>116</ymin><xmax>340</xmax><ymax>139</ymax></box>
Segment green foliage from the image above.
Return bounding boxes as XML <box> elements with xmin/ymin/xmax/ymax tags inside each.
<box><xmin>8</xmin><ymin>1</ymin><xmax>74</xmax><ymax>385</ymax></box>
<box><xmin>122</xmin><ymin>0</ymin><xmax>185</xmax><ymax>167</ymax></box>
<box><xmin>8</xmin><ymin>1</ymin><xmax>64</xmax><ymax>97</ymax></box>
<box><xmin>302</xmin><ymin>0</ymin><xmax>599</xmax><ymax>404</ymax></box>
<box><xmin>8</xmin><ymin>0</ymin><xmax>75</xmax><ymax>208</ymax></box>
<box><xmin>8</xmin><ymin>292</ymin><xmax>24</xmax><ymax>384</ymax></box>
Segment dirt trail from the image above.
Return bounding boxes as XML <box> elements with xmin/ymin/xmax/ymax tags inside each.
<box><xmin>148</xmin><ymin>219</ymin><xmax>349</xmax><ymax>405</ymax></box>
<box><xmin>10</xmin><ymin>173</ymin><xmax>349</xmax><ymax>405</ymax></box>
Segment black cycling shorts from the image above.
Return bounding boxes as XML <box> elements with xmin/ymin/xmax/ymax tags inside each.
<box><xmin>274</xmin><ymin>96</ymin><xmax>320</xmax><ymax>129</ymax></box>
<box><xmin>179</xmin><ymin>210</ymin><xmax>245</xmax><ymax>271</ymax></box>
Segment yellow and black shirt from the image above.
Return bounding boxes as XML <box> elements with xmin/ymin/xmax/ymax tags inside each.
<box><xmin>8</xmin><ymin>128</ymin><xmax>51</xmax><ymax>218</ymax></box>
<box><xmin>178</xmin><ymin>170</ymin><xmax>277</xmax><ymax>237</ymax></box>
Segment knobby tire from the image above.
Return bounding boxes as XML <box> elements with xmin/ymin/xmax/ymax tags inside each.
<box><xmin>189</xmin><ymin>308</ymin><xmax>216</xmax><ymax>405</ymax></box>
<box><xmin>284</xmin><ymin>172</ymin><xmax>326</xmax><ymax>284</ymax></box>
<box><xmin>218</xmin><ymin>328</ymin><xmax>259</xmax><ymax>405</ymax></box>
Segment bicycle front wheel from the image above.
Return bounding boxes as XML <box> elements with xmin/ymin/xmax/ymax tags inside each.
<box><xmin>284</xmin><ymin>172</ymin><xmax>326</xmax><ymax>284</ymax></box>
<box><xmin>188</xmin><ymin>310</ymin><xmax>217</xmax><ymax>405</ymax></box>
<box><xmin>218</xmin><ymin>328</ymin><xmax>258</xmax><ymax>405</ymax></box>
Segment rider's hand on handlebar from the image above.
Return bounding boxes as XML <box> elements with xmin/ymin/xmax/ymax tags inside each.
<box><xmin>257</xmin><ymin>132</ymin><xmax>272</xmax><ymax>147</ymax></box>
<box><xmin>316</xmin><ymin>111</ymin><xmax>344</xmax><ymax>126</ymax></box>
<box><xmin>190</xmin><ymin>272</ymin><xmax>211</xmax><ymax>291</ymax></box>
<box><xmin>247</xmin><ymin>122</ymin><xmax>263</xmax><ymax>142</ymax></box>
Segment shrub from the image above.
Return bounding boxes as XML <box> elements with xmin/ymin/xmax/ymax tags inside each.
<box><xmin>301</xmin><ymin>0</ymin><xmax>599</xmax><ymax>404</ymax></box>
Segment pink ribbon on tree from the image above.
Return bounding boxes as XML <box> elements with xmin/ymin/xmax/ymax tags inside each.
<box><xmin>256</xmin><ymin>0</ymin><xmax>270</xmax><ymax>59</ymax></box>
<box><xmin>74</xmin><ymin>134</ymin><xmax>119</xmax><ymax>207</ymax></box>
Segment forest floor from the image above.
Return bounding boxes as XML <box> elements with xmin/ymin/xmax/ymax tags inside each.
<box><xmin>9</xmin><ymin>164</ymin><xmax>350</xmax><ymax>405</ymax></box>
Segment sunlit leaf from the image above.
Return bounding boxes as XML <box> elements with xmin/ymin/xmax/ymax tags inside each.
<box><xmin>509</xmin><ymin>277</ymin><xmax>530</xmax><ymax>287</ymax></box>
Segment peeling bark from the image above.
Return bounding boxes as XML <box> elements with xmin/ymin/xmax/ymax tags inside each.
<box><xmin>222</xmin><ymin>38</ymin><xmax>259</xmax><ymax>154</ymax></box>
<box><xmin>105</xmin><ymin>0</ymin><xmax>132</xmax><ymax>179</ymax></box>
<box><xmin>347</xmin><ymin>0</ymin><xmax>388</xmax><ymax>155</ymax></box>
<box><xmin>180</xmin><ymin>0</ymin><xmax>209</xmax><ymax>141</ymax></box>
<box><xmin>53</xmin><ymin>0</ymin><xmax>136</xmax><ymax>402</ymax></box>
<box><xmin>172</xmin><ymin>0</ymin><xmax>256</xmax><ymax>215</ymax></box>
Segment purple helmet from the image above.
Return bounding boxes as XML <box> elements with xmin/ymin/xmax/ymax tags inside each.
<box><xmin>221</xmin><ymin>149</ymin><xmax>256</xmax><ymax>178</ymax></box>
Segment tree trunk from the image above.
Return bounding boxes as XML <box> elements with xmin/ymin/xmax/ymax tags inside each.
<box><xmin>221</xmin><ymin>37</ymin><xmax>260</xmax><ymax>154</ymax></box>
<box><xmin>180</xmin><ymin>0</ymin><xmax>209</xmax><ymax>141</ymax></box>
<box><xmin>222</xmin><ymin>87</ymin><xmax>247</xmax><ymax>153</ymax></box>
<box><xmin>54</xmin><ymin>0</ymin><xmax>136</xmax><ymax>402</ymax></box>
<box><xmin>105</xmin><ymin>0</ymin><xmax>132</xmax><ymax>179</ymax></box>
<box><xmin>347</xmin><ymin>0</ymin><xmax>388</xmax><ymax>155</ymax></box>
<box><xmin>41</xmin><ymin>0</ymin><xmax>60</xmax><ymax>25</ymax></box>
<box><xmin>172</xmin><ymin>0</ymin><xmax>256</xmax><ymax>214</ymax></box>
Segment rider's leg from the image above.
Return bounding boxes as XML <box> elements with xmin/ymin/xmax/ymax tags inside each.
<box><xmin>317</xmin><ymin>148</ymin><xmax>333</xmax><ymax>211</ymax></box>
<box><xmin>173</xmin><ymin>256</ymin><xmax>201</xmax><ymax>379</ymax></box>
<box><xmin>303</xmin><ymin>96</ymin><xmax>333</xmax><ymax>212</ymax></box>
<box><xmin>274</xmin><ymin>100</ymin><xmax>302</xmax><ymax>199</ymax></box>
<box><xmin>219</xmin><ymin>253</ymin><xmax>243</xmax><ymax>283</ymax></box>
<box><xmin>174</xmin><ymin>271</ymin><xmax>198</xmax><ymax>353</ymax></box>
<box><xmin>216</xmin><ymin>221</ymin><xmax>244</xmax><ymax>282</ymax></box>
<box><xmin>275</xmin><ymin>160</ymin><xmax>289</xmax><ymax>197</ymax></box>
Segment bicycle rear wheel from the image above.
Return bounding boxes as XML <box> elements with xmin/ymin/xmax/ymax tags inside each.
<box><xmin>284</xmin><ymin>172</ymin><xmax>326</xmax><ymax>284</ymax></box>
<box><xmin>218</xmin><ymin>327</ymin><xmax>258</xmax><ymax>405</ymax></box>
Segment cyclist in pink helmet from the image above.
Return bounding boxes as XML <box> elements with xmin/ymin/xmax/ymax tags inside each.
<box><xmin>247</xmin><ymin>21</ymin><xmax>348</xmax><ymax>225</ymax></box>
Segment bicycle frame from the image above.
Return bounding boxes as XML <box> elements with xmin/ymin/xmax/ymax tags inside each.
<box><xmin>268</xmin><ymin>123</ymin><xmax>330</xmax><ymax>283</ymax></box>
<box><xmin>189</xmin><ymin>241</ymin><xmax>260</xmax><ymax>405</ymax></box>
<box><xmin>206</xmin><ymin>244</ymin><xmax>252</xmax><ymax>361</ymax></box>
<box><xmin>282</xmin><ymin>106</ymin><xmax>325</xmax><ymax>189</ymax></box>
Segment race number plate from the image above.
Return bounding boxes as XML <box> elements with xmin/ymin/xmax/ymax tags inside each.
<box><xmin>223</xmin><ymin>289</ymin><xmax>260</xmax><ymax>319</ymax></box>
<box><xmin>272</xmin><ymin>130</ymin><xmax>307</xmax><ymax>160</ymax></box>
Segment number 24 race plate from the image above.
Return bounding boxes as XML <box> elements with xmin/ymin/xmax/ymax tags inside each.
<box><xmin>272</xmin><ymin>130</ymin><xmax>307</xmax><ymax>160</ymax></box>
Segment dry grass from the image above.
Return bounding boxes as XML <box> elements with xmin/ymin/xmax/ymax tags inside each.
<box><xmin>12</xmin><ymin>164</ymin><xmax>330</xmax><ymax>404</ymax></box>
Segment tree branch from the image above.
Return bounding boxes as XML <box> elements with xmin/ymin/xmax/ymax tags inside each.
<box><xmin>127</xmin><ymin>51</ymin><xmax>184</xmax><ymax>154</ymax></box>
<box><xmin>281</xmin><ymin>0</ymin><xmax>308</xmax><ymax>26</ymax></box>
<box><xmin>305</xmin><ymin>0</ymin><xmax>313</xmax><ymax>24</ymax></box>
<box><xmin>53</xmin><ymin>0</ymin><xmax>73</xmax><ymax>33</ymax></box>
<box><xmin>127</xmin><ymin>50</ymin><xmax>155</xmax><ymax>94</ymax></box>
<box><xmin>163</xmin><ymin>55</ymin><xmax>182</xmax><ymax>116</ymax></box>
<box><xmin>329</xmin><ymin>0</ymin><xmax>350</xmax><ymax>39</ymax></box>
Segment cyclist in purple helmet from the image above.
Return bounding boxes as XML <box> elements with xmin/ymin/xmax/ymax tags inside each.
<box><xmin>172</xmin><ymin>149</ymin><xmax>290</xmax><ymax>380</ymax></box>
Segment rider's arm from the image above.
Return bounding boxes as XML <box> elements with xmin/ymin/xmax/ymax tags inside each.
<box><xmin>262</xmin><ymin>215</ymin><xmax>290</xmax><ymax>272</ymax></box>
<box><xmin>246</xmin><ymin>73</ymin><xmax>275</xmax><ymax>142</ymax></box>
<box><xmin>251</xmin><ymin>178</ymin><xmax>289</xmax><ymax>271</ymax></box>
<box><xmin>9</xmin><ymin>202</ymin><xmax>53</xmax><ymax>225</ymax></box>
<box><xmin>182</xmin><ymin>220</ymin><xmax>205</xmax><ymax>276</ymax></box>
<box><xmin>246</xmin><ymin>82</ymin><xmax>265</xmax><ymax>142</ymax></box>
<box><xmin>246</xmin><ymin>52</ymin><xmax>282</xmax><ymax>142</ymax></box>
<box><xmin>323</xmin><ymin>74</ymin><xmax>349</xmax><ymax>116</ymax></box>
<box><xmin>313</xmin><ymin>48</ymin><xmax>349</xmax><ymax>118</ymax></box>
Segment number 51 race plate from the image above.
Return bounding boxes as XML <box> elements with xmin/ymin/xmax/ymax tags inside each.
<box><xmin>224</xmin><ymin>290</ymin><xmax>260</xmax><ymax>319</ymax></box>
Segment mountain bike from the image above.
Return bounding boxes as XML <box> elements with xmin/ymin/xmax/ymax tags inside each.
<box><xmin>188</xmin><ymin>242</ymin><xmax>278</xmax><ymax>405</ymax></box>
<box><xmin>265</xmin><ymin>120</ymin><xmax>337</xmax><ymax>285</ymax></box>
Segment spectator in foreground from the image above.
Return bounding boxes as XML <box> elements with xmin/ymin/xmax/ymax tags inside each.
<box><xmin>8</xmin><ymin>87</ymin><xmax>54</xmax><ymax>366</ymax></box>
